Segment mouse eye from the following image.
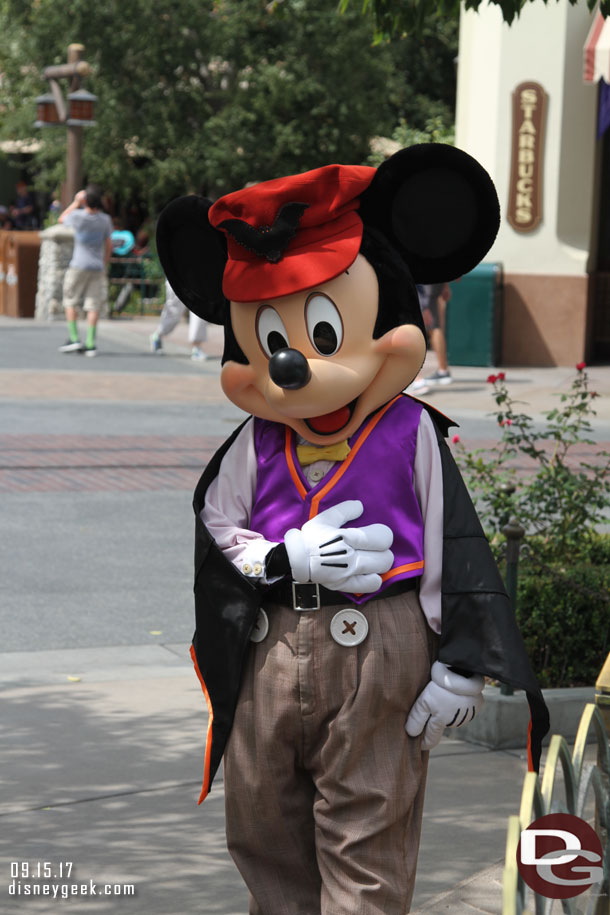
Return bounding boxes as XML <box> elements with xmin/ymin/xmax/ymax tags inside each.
<box><xmin>306</xmin><ymin>294</ymin><xmax>343</xmax><ymax>356</ymax></box>
<box><xmin>256</xmin><ymin>306</ymin><xmax>290</xmax><ymax>358</ymax></box>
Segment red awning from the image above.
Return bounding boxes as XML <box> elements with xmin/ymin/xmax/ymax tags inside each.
<box><xmin>584</xmin><ymin>11</ymin><xmax>610</xmax><ymax>82</ymax></box>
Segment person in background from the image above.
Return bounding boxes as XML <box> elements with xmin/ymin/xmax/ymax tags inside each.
<box><xmin>57</xmin><ymin>185</ymin><xmax>113</xmax><ymax>357</ymax></box>
<box><xmin>0</xmin><ymin>205</ymin><xmax>15</xmax><ymax>230</ymax></box>
<box><xmin>132</xmin><ymin>229</ymin><xmax>159</xmax><ymax>302</ymax></box>
<box><xmin>108</xmin><ymin>218</ymin><xmax>139</xmax><ymax>313</ymax></box>
<box><xmin>10</xmin><ymin>180</ymin><xmax>38</xmax><ymax>229</ymax></box>
<box><xmin>110</xmin><ymin>218</ymin><xmax>135</xmax><ymax>256</ymax></box>
<box><xmin>47</xmin><ymin>195</ymin><xmax>61</xmax><ymax>225</ymax></box>
<box><xmin>150</xmin><ymin>279</ymin><xmax>209</xmax><ymax>361</ymax></box>
<box><xmin>409</xmin><ymin>283</ymin><xmax>452</xmax><ymax>395</ymax></box>
<box><xmin>132</xmin><ymin>228</ymin><xmax>150</xmax><ymax>257</ymax></box>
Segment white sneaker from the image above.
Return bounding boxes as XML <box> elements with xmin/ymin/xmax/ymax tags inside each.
<box><xmin>191</xmin><ymin>347</ymin><xmax>207</xmax><ymax>361</ymax></box>
<box><xmin>150</xmin><ymin>333</ymin><xmax>163</xmax><ymax>354</ymax></box>
<box><xmin>58</xmin><ymin>339</ymin><xmax>84</xmax><ymax>353</ymax></box>
<box><xmin>426</xmin><ymin>369</ymin><xmax>452</xmax><ymax>386</ymax></box>
<box><xmin>408</xmin><ymin>377</ymin><xmax>430</xmax><ymax>394</ymax></box>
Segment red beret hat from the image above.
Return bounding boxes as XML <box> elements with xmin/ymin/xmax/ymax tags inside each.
<box><xmin>208</xmin><ymin>164</ymin><xmax>376</xmax><ymax>302</ymax></box>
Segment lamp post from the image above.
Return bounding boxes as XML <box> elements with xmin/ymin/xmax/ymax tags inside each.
<box><xmin>34</xmin><ymin>44</ymin><xmax>97</xmax><ymax>208</ymax></box>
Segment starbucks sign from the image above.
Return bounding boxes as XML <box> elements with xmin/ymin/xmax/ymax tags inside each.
<box><xmin>507</xmin><ymin>81</ymin><xmax>548</xmax><ymax>233</ymax></box>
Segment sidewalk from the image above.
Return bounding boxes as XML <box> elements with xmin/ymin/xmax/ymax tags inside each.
<box><xmin>1</xmin><ymin>644</ymin><xmax>532</xmax><ymax>915</ymax></box>
<box><xmin>1</xmin><ymin>316</ymin><xmax>607</xmax><ymax>914</ymax></box>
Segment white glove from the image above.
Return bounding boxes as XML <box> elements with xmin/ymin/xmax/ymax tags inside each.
<box><xmin>284</xmin><ymin>499</ymin><xmax>394</xmax><ymax>594</ymax></box>
<box><xmin>406</xmin><ymin>661</ymin><xmax>484</xmax><ymax>750</ymax></box>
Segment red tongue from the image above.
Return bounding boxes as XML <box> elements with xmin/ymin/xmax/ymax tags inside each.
<box><xmin>308</xmin><ymin>405</ymin><xmax>351</xmax><ymax>434</ymax></box>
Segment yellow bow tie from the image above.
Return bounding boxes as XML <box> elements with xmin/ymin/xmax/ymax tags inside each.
<box><xmin>296</xmin><ymin>440</ymin><xmax>351</xmax><ymax>467</ymax></box>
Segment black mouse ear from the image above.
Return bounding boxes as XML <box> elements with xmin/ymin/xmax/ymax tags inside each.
<box><xmin>156</xmin><ymin>196</ymin><xmax>228</xmax><ymax>324</ymax></box>
<box><xmin>358</xmin><ymin>144</ymin><xmax>500</xmax><ymax>283</ymax></box>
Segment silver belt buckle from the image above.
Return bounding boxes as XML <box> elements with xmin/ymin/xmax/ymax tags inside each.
<box><xmin>291</xmin><ymin>582</ymin><xmax>321</xmax><ymax>611</ymax></box>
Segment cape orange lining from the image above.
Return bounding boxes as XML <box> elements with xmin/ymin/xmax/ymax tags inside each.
<box><xmin>190</xmin><ymin>644</ymin><xmax>214</xmax><ymax>804</ymax></box>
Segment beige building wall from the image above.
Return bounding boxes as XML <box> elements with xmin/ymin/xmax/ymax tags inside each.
<box><xmin>455</xmin><ymin>0</ymin><xmax>598</xmax><ymax>365</ymax></box>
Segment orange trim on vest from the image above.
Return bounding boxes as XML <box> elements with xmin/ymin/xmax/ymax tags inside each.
<box><xmin>308</xmin><ymin>395</ymin><xmax>403</xmax><ymax>520</ymax></box>
<box><xmin>285</xmin><ymin>427</ymin><xmax>308</xmax><ymax>500</ymax></box>
<box><xmin>381</xmin><ymin>560</ymin><xmax>425</xmax><ymax>582</ymax></box>
<box><xmin>190</xmin><ymin>643</ymin><xmax>214</xmax><ymax>804</ymax></box>
<box><xmin>527</xmin><ymin>717</ymin><xmax>534</xmax><ymax>772</ymax></box>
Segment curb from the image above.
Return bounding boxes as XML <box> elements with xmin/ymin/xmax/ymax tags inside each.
<box><xmin>445</xmin><ymin>685</ymin><xmax>596</xmax><ymax>750</ymax></box>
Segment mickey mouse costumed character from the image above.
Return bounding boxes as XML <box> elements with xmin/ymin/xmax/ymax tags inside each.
<box><xmin>157</xmin><ymin>145</ymin><xmax>549</xmax><ymax>915</ymax></box>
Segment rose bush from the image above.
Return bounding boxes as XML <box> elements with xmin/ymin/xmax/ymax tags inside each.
<box><xmin>453</xmin><ymin>367</ymin><xmax>610</xmax><ymax>687</ymax></box>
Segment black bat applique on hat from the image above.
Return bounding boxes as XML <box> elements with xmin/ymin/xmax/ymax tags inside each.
<box><xmin>218</xmin><ymin>201</ymin><xmax>309</xmax><ymax>263</ymax></box>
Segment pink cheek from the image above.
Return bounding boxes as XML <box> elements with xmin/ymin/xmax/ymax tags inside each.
<box><xmin>220</xmin><ymin>362</ymin><xmax>261</xmax><ymax>401</ymax></box>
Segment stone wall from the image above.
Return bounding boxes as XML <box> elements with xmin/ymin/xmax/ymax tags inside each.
<box><xmin>35</xmin><ymin>224</ymin><xmax>74</xmax><ymax>320</ymax></box>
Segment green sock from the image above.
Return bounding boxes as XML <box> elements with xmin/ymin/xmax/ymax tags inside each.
<box><xmin>67</xmin><ymin>319</ymin><xmax>79</xmax><ymax>343</ymax></box>
<box><xmin>85</xmin><ymin>325</ymin><xmax>96</xmax><ymax>348</ymax></box>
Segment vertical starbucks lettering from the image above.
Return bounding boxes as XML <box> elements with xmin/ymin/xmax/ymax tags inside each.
<box><xmin>507</xmin><ymin>82</ymin><xmax>548</xmax><ymax>233</ymax></box>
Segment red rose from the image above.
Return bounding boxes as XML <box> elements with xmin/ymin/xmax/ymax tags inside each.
<box><xmin>497</xmin><ymin>371</ymin><xmax>506</xmax><ymax>381</ymax></box>
<box><xmin>451</xmin><ymin>434</ymin><xmax>460</xmax><ymax>444</ymax></box>
<box><xmin>576</xmin><ymin>361</ymin><xmax>586</xmax><ymax>371</ymax></box>
<box><xmin>487</xmin><ymin>374</ymin><xmax>497</xmax><ymax>384</ymax></box>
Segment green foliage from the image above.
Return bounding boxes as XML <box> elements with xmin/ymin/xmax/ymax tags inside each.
<box><xmin>0</xmin><ymin>0</ymin><xmax>402</xmax><ymax>208</ymax></box>
<box><xmin>383</xmin><ymin>11</ymin><xmax>457</xmax><ymax>125</ymax></box>
<box><xmin>339</xmin><ymin>0</ymin><xmax>607</xmax><ymax>38</ymax></box>
<box><xmin>367</xmin><ymin>116</ymin><xmax>454</xmax><ymax>166</ymax></box>
<box><xmin>454</xmin><ymin>367</ymin><xmax>610</xmax><ymax>688</ymax></box>
<box><xmin>455</xmin><ymin>368</ymin><xmax>610</xmax><ymax>553</ymax></box>
<box><xmin>200</xmin><ymin>0</ymin><xmax>397</xmax><ymax>194</ymax></box>
<box><xmin>366</xmin><ymin>10</ymin><xmax>457</xmax><ymax>165</ymax></box>
<box><xmin>516</xmin><ymin>542</ymin><xmax>609</xmax><ymax>688</ymax></box>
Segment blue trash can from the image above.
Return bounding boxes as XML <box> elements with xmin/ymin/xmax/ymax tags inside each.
<box><xmin>446</xmin><ymin>263</ymin><xmax>503</xmax><ymax>367</ymax></box>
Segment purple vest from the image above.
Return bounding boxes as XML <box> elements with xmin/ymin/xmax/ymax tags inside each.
<box><xmin>250</xmin><ymin>394</ymin><xmax>425</xmax><ymax>604</ymax></box>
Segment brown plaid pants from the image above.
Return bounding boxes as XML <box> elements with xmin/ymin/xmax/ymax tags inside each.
<box><xmin>223</xmin><ymin>589</ymin><xmax>437</xmax><ymax>915</ymax></box>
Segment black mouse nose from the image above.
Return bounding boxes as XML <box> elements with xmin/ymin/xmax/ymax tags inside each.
<box><xmin>268</xmin><ymin>348</ymin><xmax>312</xmax><ymax>390</ymax></box>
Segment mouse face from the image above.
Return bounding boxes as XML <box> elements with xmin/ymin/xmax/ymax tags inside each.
<box><xmin>156</xmin><ymin>145</ymin><xmax>501</xmax><ymax>436</ymax></box>
<box><xmin>221</xmin><ymin>254</ymin><xmax>426</xmax><ymax>444</ymax></box>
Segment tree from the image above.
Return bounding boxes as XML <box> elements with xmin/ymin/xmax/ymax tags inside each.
<box><xmin>0</xmin><ymin>0</ymin><xmax>400</xmax><ymax>211</ymax></box>
<box><xmin>387</xmin><ymin>15</ymin><xmax>457</xmax><ymax>123</ymax></box>
<box><xmin>339</xmin><ymin>0</ymin><xmax>607</xmax><ymax>36</ymax></box>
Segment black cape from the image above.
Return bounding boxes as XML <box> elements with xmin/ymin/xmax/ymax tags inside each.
<box><xmin>190</xmin><ymin>402</ymin><xmax>549</xmax><ymax>801</ymax></box>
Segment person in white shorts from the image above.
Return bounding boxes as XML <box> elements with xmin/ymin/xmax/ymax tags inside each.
<box><xmin>58</xmin><ymin>185</ymin><xmax>112</xmax><ymax>357</ymax></box>
<box><xmin>150</xmin><ymin>279</ymin><xmax>209</xmax><ymax>361</ymax></box>
<box><xmin>409</xmin><ymin>283</ymin><xmax>453</xmax><ymax>394</ymax></box>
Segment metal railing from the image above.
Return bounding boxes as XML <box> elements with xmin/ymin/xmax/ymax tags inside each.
<box><xmin>502</xmin><ymin>659</ymin><xmax>610</xmax><ymax>914</ymax></box>
<box><xmin>108</xmin><ymin>255</ymin><xmax>164</xmax><ymax>315</ymax></box>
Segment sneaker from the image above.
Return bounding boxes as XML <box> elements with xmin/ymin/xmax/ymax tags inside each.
<box><xmin>191</xmin><ymin>346</ymin><xmax>207</xmax><ymax>361</ymax></box>
<box><xmin>58</xmin><ymin>339</ymin><xmax>84</xmax><ymax>353</ymax></box>
<box><xmin>408</xmin><ymin>377</ymin><xmax>430</xmax><ymax>394</ymax></box>
<box><xmin>84</xmin><ymin>345</ymin><xmax>97</xmax><ymax>357</ymax></box>
<box><xmin>150</xmin><ymin>333</ymin><xmax>163</xmax><ymax>354</ymax></box>
<box><xmin>425</xmin><ymin>369</ymin><xmax>452</xmax><ymax>386</ymax></box>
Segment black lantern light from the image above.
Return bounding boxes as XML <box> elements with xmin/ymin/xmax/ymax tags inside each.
<box><xmin>34</xmin><ymin>93</ymin><xmax>61</xmax><ymax>127</ymax></box>
<box><xmin>66</xmin><ymin>89</ymin><xmax>97</xmax><ymax>126</ymax></box>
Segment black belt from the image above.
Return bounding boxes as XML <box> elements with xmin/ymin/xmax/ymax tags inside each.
<box><xmin>264</xmin><ymin>576</ymin><xmax>418</xmax><ymax>611</ymax></box>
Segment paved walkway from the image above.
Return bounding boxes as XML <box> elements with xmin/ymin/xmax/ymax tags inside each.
<box><xmin>0</xmin><ymin>435</ymin><xmax>222</xmax><ymax>492</ymax></box>
<box><xmin>1</xmin><ymin>315</ymin><xmax>607</xmax><ymax>914</ymax></box>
